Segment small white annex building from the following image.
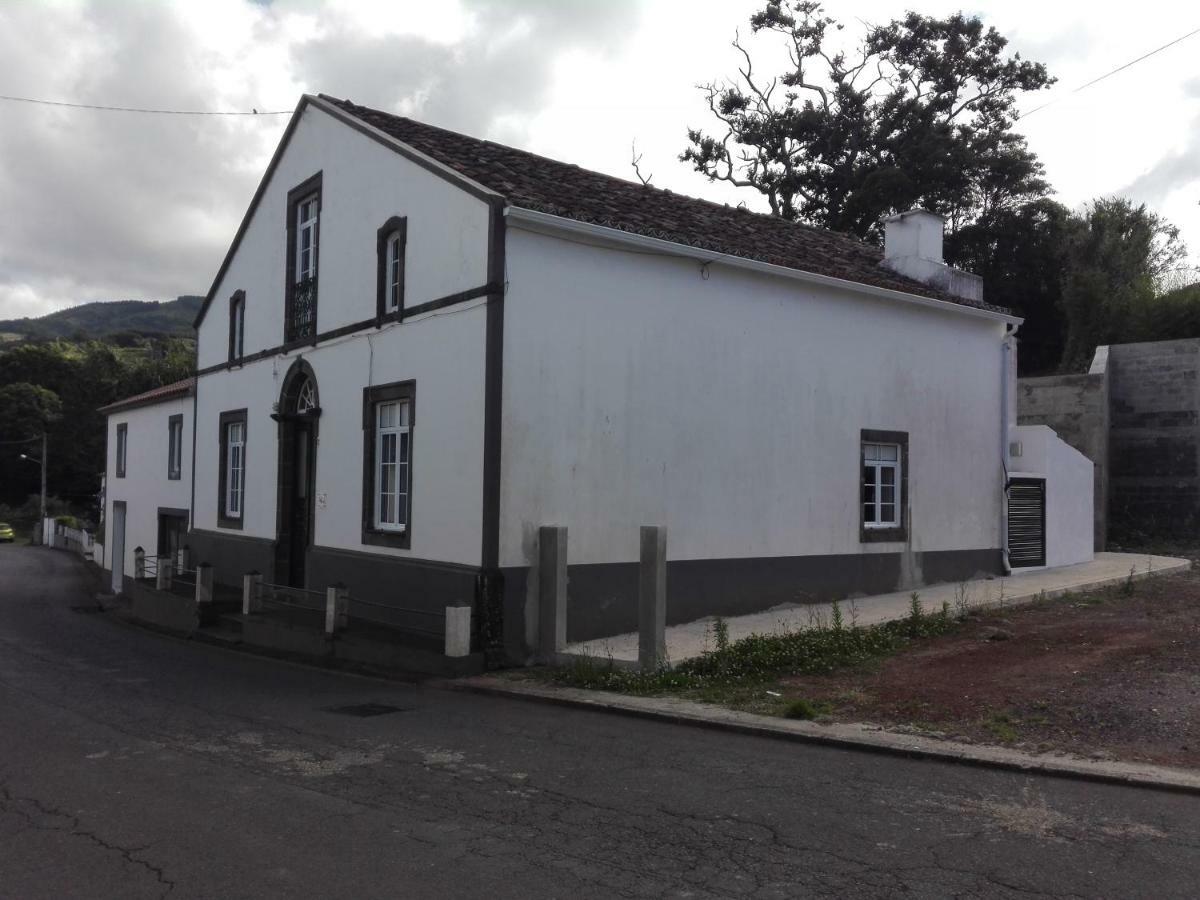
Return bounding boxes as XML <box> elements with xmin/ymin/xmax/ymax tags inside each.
<box><xmin>103</xmin><ymin>94</ymin><xmax>1093</xmax><ymax>662</ymax></box>
<box><xmin>99</xmin><ymin>378</ymin><xmax>194</xmax><ymax>594</ymax></box>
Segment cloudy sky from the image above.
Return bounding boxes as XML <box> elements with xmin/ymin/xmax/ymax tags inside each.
<box><xmin>1</xmin><ymin>0</ymin><xmax>1197</xmax><ymax>319</ymax></box>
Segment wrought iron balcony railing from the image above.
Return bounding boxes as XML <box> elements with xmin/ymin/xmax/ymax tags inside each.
<box><xmin>286</xmin><ymin>276</ymin><xmax>318</xmax><ymax>343</ymax></box>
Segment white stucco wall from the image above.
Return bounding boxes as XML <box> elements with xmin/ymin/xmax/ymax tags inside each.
<box><xmin>104</xmin><ymin>396</ymin><xmax>192</xmax><ymax>581</ymax></box>
<box><xmin>196</xmin><ymin>103</ymin><xmax>491</xmax><ymax>370</ymax></box>
<box><xmin>191</xmin><ymin>100</ymin><xmax>493</xmax><ymax>569</ymax></box>
<box><xmin>1010</xmin><ymin>424</ymin><xmax>1094</xmax><ymax>568</ymax></box>
<box><xmin>499</xmin><ymin>225</ymin><xmax>1009</xmax><ymax>569</ymax></box>
<box><xmin>193</xmin><ymin>301</ymin><xmax>488</xmax><ymax>566</ymax></box>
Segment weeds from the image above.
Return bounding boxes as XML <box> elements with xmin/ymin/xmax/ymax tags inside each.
<box><xmin>1122</xmin><ymin>565</ymin><xmax>1137</xmax><ymax>597</ymax></box>
<box><xmin>953</xmin><ymin>581</ymin><xmax>971</xmax><ymax>620</ymax></box>
<box><xmin>551</xmin><ymin>598</ymin><xmax>961</xmax><ymax>696</ymax></box>
<box><xmin>783</xmin><ymin>698</ymin><xmax>822</xmax><ymax>720</ymax></box>
<box><xmin>712</xmin><ymin>616</ymin><xmax>730</xmax><ymax>652</ymax></box>
<box><xmin>831</xmin><ymin>599</ymin><xmax>845</xmax><ymax>632</ymax></box>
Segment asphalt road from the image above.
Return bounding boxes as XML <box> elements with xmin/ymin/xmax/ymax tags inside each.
<box><xmin>0</xmin><ymin>545</ymin><xmax>1197</xmax><ymax>899</ymax></box>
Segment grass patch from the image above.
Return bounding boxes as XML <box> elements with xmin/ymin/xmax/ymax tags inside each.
<box><xmin>551</xmin><ymin>597</ymin><xmax>960</xmax><ymax>698</ymax></box>
<box><xmin>982</xmin><ymin>711</ymin><xmax>1020</xmax><ymax>743</ymax></box>
<box><xmin>782</xmin><ymin>698</ymin><xmax>824</xmax><ymax>720</ymax></box>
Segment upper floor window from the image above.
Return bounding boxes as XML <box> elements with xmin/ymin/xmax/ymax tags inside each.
<box><xmin>296</xmin><ymin>196</ymin><xmax>319</xmax><ymax>282</ymax></box>
<box><xmin>860</xmin><ymin>429</ymin><xmax>909</xmax><ymax>542</ymax></box>
<box><xmin>285</xmin><ymin>173</ymin><xmax>322</xmax><ymax>344</ymax></box>
<box><xmin>115</xmin><ymin>423</ymin><xmax>127</xmax><ymax>478</ymax></box>
<box><xmin>167</xmin><ymin>415</ymin><xmax>183</xmax><ymax>480</ymax></box>
<box><xmin>228</xmin><ymin>290</ymin><xmax>245</xmax><ymax>361</ymax></box>
<box><xmin>375</xmin><ymin>216</ymin><xmax>407</xmax><ymax>320</ymax></box>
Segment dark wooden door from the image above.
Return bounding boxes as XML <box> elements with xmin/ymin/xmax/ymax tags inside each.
<box><xmin>288</xmin><ymin>422</ymin><xmax>314</xmax><ymax>587</ymax></box>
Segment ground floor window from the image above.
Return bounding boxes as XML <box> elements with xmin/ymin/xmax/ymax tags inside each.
<box><xmin>860</xmin><ymin>429</ymin><xmax>908</xmax><ymax>542</ymax></box>
<box><xmin>362</xmin><ymin>381</ymin><xmax>414</xmax><ymax>548</ymax></box>
<box><xmin>218</xmin><ymin>409</ymin><xmax>248</xmax><ymax>529</ymax></box>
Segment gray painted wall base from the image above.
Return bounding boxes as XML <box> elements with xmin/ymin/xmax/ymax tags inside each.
<box><xmin>503</xmin><ymin>547</ymin><xmax>1001</xmax><ymax>646</ymax></box>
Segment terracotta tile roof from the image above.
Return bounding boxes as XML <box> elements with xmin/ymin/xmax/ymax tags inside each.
<box><xmin>99</xmin><ymin>376</ymin><xmax>195</xmax><ymax>415</ymax></box>
<box><xmin>323</xmin><ymin>95</ymin><xmax>1006</xmax><ymax>314</ymax></box>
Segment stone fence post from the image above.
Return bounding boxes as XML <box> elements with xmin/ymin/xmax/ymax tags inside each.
<box><xmin>638</xmin><ymin>525</ymin><xmax>667</xmax><ymax>672</ymax></box>
<box><xmin>538</xmin><ymin>525</ymin><xmax>568</xmax><ymax>663</ymax></box>
<box><xmin>156</xmin><ymin>556</ymin><xmax>173</xmax><ymax>591</ymax></box>
<box><xmin>134</xmin><ymin>547</ymin><xmax>146</xmax><ymax>580</ymax></box>
<box><xmin>445</xmin><ymin>603</ymin><xmax>472</xmax><ymax>658</ymax></box>
<box><xmin>195</xmin><ymin>563</ymin><xmax>213</xmax><ymax>606</ymax></box>
<box><xmin>325</xmin><ymin>584</ymin><xmax>349</xmax><ymax>636</ymax></box>
<box><xmin>242</xmin><ymin>571</ymin><xmax>262</xmax><ymax>615</ymax></box>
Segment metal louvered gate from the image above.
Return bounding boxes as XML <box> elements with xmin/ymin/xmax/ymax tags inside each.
<box><xmin>1008</xmin><ymin>478</ymin><xmax>1046</xmax><ymax>568</ymax></box>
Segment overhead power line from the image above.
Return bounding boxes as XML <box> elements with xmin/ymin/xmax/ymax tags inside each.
<box><xmin>0</xmin><ymin>94</ymin><xmax>292</xmax><ymax>116</ymax></box>
<box><xmin>1020</xmin><ymin>24</ymin><xmax>1200</xmax><ymax>119</ymax></box>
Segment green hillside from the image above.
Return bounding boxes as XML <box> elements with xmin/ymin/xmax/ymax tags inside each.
<box><xmin>0</xmin><ymin>295</ymin><xmax>202</xmax><ymax>342</ymax></box>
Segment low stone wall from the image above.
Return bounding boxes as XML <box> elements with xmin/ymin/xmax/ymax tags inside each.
<box><xmin>130</xmin><ymin>581</ymin><xmax>200</xmax><ymax>635</ymax></box>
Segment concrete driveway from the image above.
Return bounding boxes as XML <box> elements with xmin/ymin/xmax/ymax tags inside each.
<box><xmin>1</xmin><ymin>544</ymin><xmax>1197</xmax><ymax>898</ymax></box>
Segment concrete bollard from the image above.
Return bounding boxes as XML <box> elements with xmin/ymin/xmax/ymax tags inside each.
<box><xmin>195</xmin><ymin>563</ymin><xmax>214</xmax><ymax>606</ymax></box>
<box><xmin>638</xmin><ymin>525</ymin><xmax>667</xmax><ymax>672</ymax></box>
<box><xmin>445</xmin><ymin>603</ymin><xmax>472</xmax><ymax>657</ymax></box>
<box><xmin>134</xmin><ymin>547</ymin><xmax>146</xmax><ymax>580</ymax></box>
<box><xmin>537</xmin><ymin>525</ymin><xmax>568</xmax><ymax>662</ymax></box>
<box><xmin>156</xmin><ymin>556</ymin><xmax>173</xmax><ymax>590</ymax></box>
<box><xmin>325</xmin><ymin>584</ymin><xmax>349</xmax><ymax>636</ymax></box>
<box><xmin>177</xmin><ymin>545</ymin><xmax>190</xmax><ymax>572</ymax></box>
<box><xmin>242</xmin><ymin>571</ymin><xmax>262</xmax><ymax>615</ymax></box>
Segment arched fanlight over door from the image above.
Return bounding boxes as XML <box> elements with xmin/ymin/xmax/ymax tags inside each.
<box><xmin>294</xmin><ymin>377</ymin><xmax>317</xmax><ymax>415</ymax></box>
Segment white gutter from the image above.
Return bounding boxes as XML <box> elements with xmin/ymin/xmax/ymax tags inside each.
<box><xmin>505</xmin><ymin>206</ymin><xmax>1024</xmax><ymax>327</ymax></box>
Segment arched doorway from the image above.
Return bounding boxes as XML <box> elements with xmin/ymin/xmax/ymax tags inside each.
<box><xmin>273</xmin><ymin>360</ymin><xmax>320</xmax><ymax>587</ymax></box>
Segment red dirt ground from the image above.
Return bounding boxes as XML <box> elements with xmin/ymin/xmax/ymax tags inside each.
<box><xmin>780</xmin><ymin>565</ymin><xmax>1200</xmax><ymax>768</ymax></box>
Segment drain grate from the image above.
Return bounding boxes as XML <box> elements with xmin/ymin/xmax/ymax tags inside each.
<box><xmin>325</xmin><ymin>703</ymin><xmax>409</xmax><ymax>718</ymax></box>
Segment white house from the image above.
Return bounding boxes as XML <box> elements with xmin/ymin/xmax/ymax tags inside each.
<box><xmin>106</xmin><ymin>93</ymin><xmax>1092</xmax><ymax>662</ymax></box>
<box><xmin>99</xmin><ymin>377</ymin><xmax>194</xmax><ymax>594</ymax></box>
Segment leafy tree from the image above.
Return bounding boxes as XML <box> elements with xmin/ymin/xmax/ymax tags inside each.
<box><xmin>0</xmin><ymin>382</ymin><xmax>62</xmax><ymax>441</ymax></box>
<box><xmin>1059</xmin><ymin>198</ymin><xmax>1187</xmax><ymax>371</ymax></box>
<box><xmin>945</xmin><ymin>199</ymin><xmax>1073</xmax><ymax>375</ymax></box>
<box><xmin>682</xmin><ymin>2</ymin><xmax>1054</xmax><ymax>239</ymax></box>
<box><xmin>0</xmin><ymin>337</ymin><xmax>193</xmax><ymax>510</ymax></box>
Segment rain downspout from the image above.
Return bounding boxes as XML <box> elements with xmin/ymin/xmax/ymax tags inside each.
<box><xmin>1000</xmin><ymin>328</ymin><xmax>1014</xmax><ymax>575</ymax></box>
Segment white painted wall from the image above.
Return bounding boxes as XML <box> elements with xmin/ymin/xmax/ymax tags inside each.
<box><xmin>196</xmin><ymin>103</ymin><xmax>492</xmax><ymax>370</ymax></box>
<box><xmin>1010</xmin><ymin>424</ymin><xmax>1094</xmax><ymax>568</ymax></box>
<box><xmin>499</xmin><ymin>225</ymin><xmax>1008</xmax><ymax>569</ymax></box>
<box><xmin>192</xmin><ymin>100</ymin><xmax>493</xmax><ymax>570</ymax></box>
<box><xmin>104</xmin><ymin>396</ymin><xmax>192</xmax><ymax>582</ymax></box>
<box><xmin>193</xmin><ymin>300</ymin><xmax>488</xmax><ymax>566</ymax></box>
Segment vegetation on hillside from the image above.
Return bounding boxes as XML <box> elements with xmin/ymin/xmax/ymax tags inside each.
<box><xmin>0</xmin><ymin>295</ymin><xmax>201</xmax><ymax>344</ymax></box>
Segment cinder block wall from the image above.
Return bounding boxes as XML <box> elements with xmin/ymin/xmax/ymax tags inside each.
<box><xmin>1017</xmin><ymin>371</ymin><xmax>1109</xmax><ymax>549</ymax></box>
<box><xmin>1106</xmin><ymin>339</ymin><xmax>1200</xmax><ymax>539</ymax></box>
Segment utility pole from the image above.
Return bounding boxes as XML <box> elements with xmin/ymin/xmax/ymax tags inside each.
<box><xmin>40</xmin><ymin>431</ymin><xmax>47</xmax><ymax>537</ymax></box>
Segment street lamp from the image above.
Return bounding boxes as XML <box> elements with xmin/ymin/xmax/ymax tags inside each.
<box><xmin>18</xmin><ymin>433</ymin><xmax>47</xmax><ymax>543</ymax></box>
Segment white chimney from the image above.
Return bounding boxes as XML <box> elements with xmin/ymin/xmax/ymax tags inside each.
<box><xmin>881</xmin><ymin>208</ymin><xmax>982</xmax><ymax>303</ymax></box>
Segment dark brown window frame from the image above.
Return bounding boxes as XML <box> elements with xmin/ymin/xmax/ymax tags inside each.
<box><xmin>375</xmin><ymin>216</ymin><xmax>408</xmax><ymax>324</ymax></box>
<box><xmin>115</xmin><ymin>423</ymin><xmax>128</xmax><ymax>478</ymax></box>
<box><xmin>361</xmin><ymin>380</ymin><xmax>415</xmax><ymax>549</ymax></box>
<box><xmin>860</xmin><ymin>428</ymin><xmax>909</xmax><ymax>544</ymax></box>
<box><xmin>228</xmin><ymin>289</ymin><xmax>245</xmax><ymax>362</ymax></box>
<box><xmin>167</xmin><ymin>414</ymin><xmax>184</xmax><ymax>481</ymax></box>
<box><xmin>218</xmin><ymin>408</ymin><xmax>248</xmax><ymax>530</ymax></box>
<box><xmin>284</xmin><ymin>171</ymin><xmax>322</xmax><ymax>347</ymax></box>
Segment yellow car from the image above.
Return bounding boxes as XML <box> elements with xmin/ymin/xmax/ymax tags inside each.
<box><xmin>0</xmin><ymin>522</ymin><xmax>14</xmax><ymax>543</ymax></box>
